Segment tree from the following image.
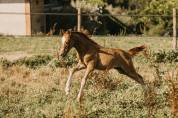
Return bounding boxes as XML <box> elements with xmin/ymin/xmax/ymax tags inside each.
<box><xmin>71</xmin><ymin>0</ymin><xmax>178</xmax><ymax>35</ymax></box>
<box><xmin>136</xmin><ymin>0</ymin><xmax>178</xmax><ymax>35</ymax></box>
<box><xmin>71</xmin><ymin>0</ymin><xmax>106</xmax><ymax>12</ymax></box>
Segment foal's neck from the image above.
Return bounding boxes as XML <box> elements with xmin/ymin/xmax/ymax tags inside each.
<box><xmin>73</xmin><ymin>33</ymin><xmax>100</xmax><ymax>56</ymax></box>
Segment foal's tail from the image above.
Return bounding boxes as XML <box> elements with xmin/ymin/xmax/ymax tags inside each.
<box><xmin>128</xmin><ymin>45</ymin><xmax>147</xmax><ymax>57</ymax></box>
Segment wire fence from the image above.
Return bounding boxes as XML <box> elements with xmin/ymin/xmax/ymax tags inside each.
<box><xmin>0</xmin><ymin>10</ymin><xmax>177</xmax><ymax>49</ymax></box>
<box><xmin>0</xmin><ymin>12</ymin><xmax>176</xmax><ymax>17</ymax></box>
<box><xmin>0</xmin><ymin>11</ymin><xmax>176</xmax><ymax>36</ymax></box>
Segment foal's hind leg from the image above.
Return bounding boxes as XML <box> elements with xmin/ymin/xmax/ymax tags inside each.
<box><xmin>115</xmin><ymin>67</ymin><xmax>145</xmax><ymax>85</ymax></box>
<box><xmin>115</xmin><ymin>60</ymin><xmax>145</xmax><ymax>85</ymax></box>
<box><xmin>115</xmin><ymin>67</ymin><xmax>144</xmax><ymax>85</ymax></box>
<box><xmin>126</xmin><ymin>71</ymin><xmax>145</xmax><ymax>85</ymax></box>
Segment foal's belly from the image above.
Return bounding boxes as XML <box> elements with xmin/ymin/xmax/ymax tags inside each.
<box><xmin>95</xmin><ymin>52</ymin><xmax>117</xmax><ymax>70</ymax></box>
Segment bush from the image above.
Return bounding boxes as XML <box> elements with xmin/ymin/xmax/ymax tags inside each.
<box><xmin>1</xmin><ymin>50</ymin><xmax>176</xmax><ymax>69</ymax></box>
<box><xmin>13</xmin><ymin>55</ymin><xmax>53</xmax><ymax>69</ymax></box>
<box><xmin>0</xmin><ymin>58</ymin><xmax>12</xmax><ymax>69</ymax></box>
<box><xmin>145</xmin><ymin>24</ymin><xmax>166</xmax><ymax>36</ymax></box>
<box><xmin>48</xmin><ymin>51</ymin><xmax>77</xmax><ymax>68</ymax></box>
<box><xmin>151</xmin><ymin>50</ymin><xmax>178</xmax><ymax>63</ymax></box>
<box><xmin>0</xmin><ymin>53</ymin><xmax>77</xmax><ymax>69</ymax></box>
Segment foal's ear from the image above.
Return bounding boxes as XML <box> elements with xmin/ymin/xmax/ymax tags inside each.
<box><xmin>67</xmin><ymin>29</ymin><xmax>72</xmax><ymax>35</ymax></box>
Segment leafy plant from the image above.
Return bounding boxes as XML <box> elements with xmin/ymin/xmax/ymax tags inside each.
<box><xmin>0</xmin><ymin>58</ymin><xmax>12</xmax><ymax>69</ymax></box>
<box><xmin>151</xmin><ymin>50</ymin><xmax>178</xmax><ymax>63</ymax></box>
<box><xmin>0</xmin><ymin>53</ymin><xmax>77</xmax><ymax>69</ymax></box>
<box><xmin>14</xmin><ymin>55</ymin><xmax>53</xmax><ymax>69</ymax></box>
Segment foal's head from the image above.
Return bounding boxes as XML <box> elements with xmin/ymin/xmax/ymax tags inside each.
<box><xmin>59</xmin><ymin>31</ymin><xmax>75</xmax><ymax>57</ymax></box>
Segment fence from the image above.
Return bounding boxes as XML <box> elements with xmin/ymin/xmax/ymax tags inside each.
<box><xmin>0</xmin><ymin>8</ymin><xmax>177</xmax><ymax>50</ymax></box>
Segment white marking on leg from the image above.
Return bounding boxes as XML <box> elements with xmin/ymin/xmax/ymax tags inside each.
<box><xmin>77</xmin><ymin>74</ymin><xmax>87</xmax><ymax>102</ymax></box>
<box><xmin>65</xmin><ymin>69</ymin><xmax>73</xmax><ymax>95</ymax></box>
<box><xmin>65</xmin><ymin>64</ymin><xmax>86</xmax><ymax>95</ymax></box>
<box><xmin>77</xmin><ymin>69</ymin><xmax>91</xmax><ymax>102</ymax></box>
<box><xmin>76</xmin><ymin>62</ymin><xmax>94</xmax><ymax>102</ymax></box>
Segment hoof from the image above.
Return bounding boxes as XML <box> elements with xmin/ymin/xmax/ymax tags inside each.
<box><xmin>65</xmin><ymin>88</ymin><xmax>70</xmax><ymax>95</ymax></box>
<box><xmin>77</xmin><ymin>97</ymin><xmax>81</xmax><ymax>102</ymax></box>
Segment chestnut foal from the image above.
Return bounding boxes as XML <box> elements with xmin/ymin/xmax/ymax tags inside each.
<box><xmin>59</xmin><ymin>31</ymin><xmax>146</xmax><ymax>102</ymax></box>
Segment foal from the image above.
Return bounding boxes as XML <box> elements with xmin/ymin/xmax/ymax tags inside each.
<box><xmin>59</xmin><ymin>31</ymin><xmax>146</xmax><ymax>102</ymax></box>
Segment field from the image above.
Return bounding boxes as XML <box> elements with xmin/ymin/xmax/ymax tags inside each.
<box><xmin>0</xmin><ymin>36</ymin><xmax>177</xmax><ymax>118</ymax></box>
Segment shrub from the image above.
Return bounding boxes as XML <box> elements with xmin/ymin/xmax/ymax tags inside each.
<box><xmin>0</xmin><ymin>58</ymin><xmax>12</xmax><ymax>69</ymax></box>
<box><xmin>145</xmin><ymin>24</ymin><xmax>166</xmax><ymax>36</ymax></box>
<box><xmin>0</xmin><ymin>52</ymin><xmax>77</xmax><ymax>69</ymax></box>
<box><xmin>1</xmin><ymin>50</ymin><xmax>177</xmax><ymax>69</ymax></box>
<box><xmin>13</xmin><ymin>55</ymin><xmax>53</xmax><ymax>69</ymax></box>
<box><xmin>151</xmin><ymin>50</ymin><xmax>178</xmax><ymax>63</ymax></box>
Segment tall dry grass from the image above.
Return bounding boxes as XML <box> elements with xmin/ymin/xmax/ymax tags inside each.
<box><xmin>0</xmin><ymin>62</ymin><xmax>177</xmax><ymax>117</ymax></box>
<box><xmin>0</xmin><ymin>36</ymin><xmax>177</xmax><ymax>117</ymax></box>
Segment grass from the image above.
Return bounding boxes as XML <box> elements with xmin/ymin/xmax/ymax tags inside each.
<box><xmin>0</xmin><ymin>64</ymin><xmax>177</xmax><ymax>117</ymax></box>
<box><xmin>0</xmin><ymin>36</ymin><xmax>59</xmax><ymax>55</ymax></box>
<box><xmin>0</xmin><ymin>36</ymin><xmax>176</xmax><ymax>56</ymax></box>
<box><xmin>0</xmin><ymin>36</ymin><xmax>177</xmax><ymax>118</ymax></box>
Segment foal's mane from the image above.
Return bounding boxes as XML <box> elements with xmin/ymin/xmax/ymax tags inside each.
<box><xmin>72</xmin><ymin>32</ymin><xmax>101</xmax><ymax>47</ymax></box>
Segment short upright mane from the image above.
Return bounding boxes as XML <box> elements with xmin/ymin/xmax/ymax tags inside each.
<box><xmin>72</xmin><ymin>32</ymin><xmax>101</xmax><ymax>47</ymax></box>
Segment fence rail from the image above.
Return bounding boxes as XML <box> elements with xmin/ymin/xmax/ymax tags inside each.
<box><xmin>0</xmin><ymin>12</ymin><xmax>176</xmax><ymax>17</ymax></box>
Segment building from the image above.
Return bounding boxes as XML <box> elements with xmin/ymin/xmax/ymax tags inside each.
<box><xmin>0</xmin><ymin>0</ymin><xmax>78</xmax><ymax>36</ymax></box>
<box><xmin>0</xmin><ymin>0</ymin><xmax>45</xmax><ymax>35</ymax></box>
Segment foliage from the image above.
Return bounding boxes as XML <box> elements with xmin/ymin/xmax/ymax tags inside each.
<box><xmin>0</xmin><ymin>53</ymin><xmax>77</xmax><ymax>69</ymax></box>
<box><xmin>107</xmin><ymin>0</ymin><xmax>178</xmax><ymax>36</ymax></box>
<box><xmin>152</xmin><ymin>50</ymin><xmax>178</xmax><ymax>63</ymax></box>
<box><xmin>0</xmin><ymin>36</ymin><xmax>177</xmax><ymax>117</ymax></box>
<box><xmin>0</xmin><ymin>49</ymin><xmax>177</xmax><ymax>70</ymax></box>
<box><xmin>14</xmin><ymin>55</ymin><xmax>53</xmax><ymax>69</ymax></box>
<box><xmin>0</xmin><ymin>61</ymin><xmax>177</xmax><ymax>117</ymax></box>
<box><xmin>0</xmin><ymin>58</ymin><xmax>12</xmax><ymax>69</ymax></box>
<box><xmin>71</xmin><ymin>0</ymin><xmax>106</xmax><ymax>12</ymax></box>
<box><xmin>72</xmin><ymin>0</ymin><xmax>178</xmax><ymax>35</ymax></box>
<box><xmin>86</xmin><ymin>0</ymin><xmax>106</xmax><ymax>6</ymax></box>
<box><xmin>134</xmin><ymin>0</ymin><xmax>177</xmax><ymax>35</ymax></box>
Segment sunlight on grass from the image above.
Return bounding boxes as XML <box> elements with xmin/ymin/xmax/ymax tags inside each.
<box><xmin>0</xmin><ymin>36</ymin><xmax>177</xmax><ymax>117</ymax></box>
<box><xmin>0</xmin><ymin>36</ymin><xmax>175</xmax><ymax>56</ymax></box>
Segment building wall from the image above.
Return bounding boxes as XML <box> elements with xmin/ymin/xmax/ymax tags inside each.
<box><xmin>0</xmin><ymin>0</ymin><xmax>27</xmax><ymax>35</ymax></box>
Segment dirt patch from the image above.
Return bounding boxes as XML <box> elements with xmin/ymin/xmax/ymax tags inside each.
<box><xmin>0</xmin><ymin>52</ymin><xmax>32</xmax><ymax>61</ymax></box>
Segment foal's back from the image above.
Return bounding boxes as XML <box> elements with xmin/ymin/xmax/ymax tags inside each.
<box><xmin>95</xmin><ymin>47</ymin><xmax>131</xmax><ymax>70</ymax></box>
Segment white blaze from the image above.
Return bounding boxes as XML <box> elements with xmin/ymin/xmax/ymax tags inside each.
<box><xmin>61</xmin><ymin>36</ymin><xmax>66</xmax><ymax>45</ymax></box>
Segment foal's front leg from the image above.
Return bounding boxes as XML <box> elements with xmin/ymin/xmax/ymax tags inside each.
<box><xmin>65</xmin><ymin>63</ymin><xmax>85</xmax><ymax>95</ymax></box>
<box><xmin>77</xmin><ymin>61</ymin><xmax>94</xmax><ymax>102</ymax></box>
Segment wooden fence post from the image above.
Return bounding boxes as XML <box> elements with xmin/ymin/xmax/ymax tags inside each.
<box><xmin>25</xmin><ymin>0</ymin><xmax>31</xmax><ymax>36</ymax></box>
<box><xmin>173</xmin><ymin>8</ymin><xmax>177</xmax><ymax>50</ymax></box>
<box><xmin>77</xmin><ymin>7</ymin><xmax>81</xmax><ymax>32</ymax></box>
